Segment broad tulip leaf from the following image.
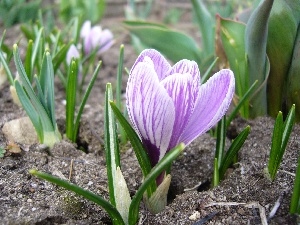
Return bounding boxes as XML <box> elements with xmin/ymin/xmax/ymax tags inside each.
<box><xmin>245</xmin><ymin>0</ymin><xmax>274</xmax><ymax>117</ymax></box>
<box><xmin>266</xmin><ymin>0</ymin><xmax>300</xmax><ymax>117</ymax></box>
<box><xmin>123</xmin><ymin>20</ymin><xmax>201</xmax><ymax>65</ymax></box>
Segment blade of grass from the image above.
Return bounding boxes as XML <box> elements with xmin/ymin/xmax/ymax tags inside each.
<box><xmin>219</xmin><ymin>126</ymin><xmax>250</xmax><ymax>180</ymax></box>
<box><xmin>29</xmin><ymin>169</ymin><xmax>125</xmax><ymax>225</ymax></box>
<box><xmin>128</xmin><ymin>143</ymin><xmax>185</xmax><ymax>225</ymax></box>
<box><xmin>213</xmin><ymin>158</ymin><xmax>219</xmax><ymax>187</ymax></box>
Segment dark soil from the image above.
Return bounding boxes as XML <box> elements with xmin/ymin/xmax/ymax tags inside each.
<box><xmin>1</xmin><ymin>8</ymin><xmax>300</xmax><ymax>225</ymax></box>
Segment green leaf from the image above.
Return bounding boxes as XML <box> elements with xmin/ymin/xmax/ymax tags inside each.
<box><xmin>191</xmin><ymin>0</ymin><xmax>214</xmax><ymax>56</ymax></box>
<box><xmin>128</xmin><ymin>143</ymin><xmax>185</xmax><ymax>225</ymax></box>
<box><xmin>213</xmin><ymin>158</ymin><xmax>219</xmax><ymax>187</ymax></box>
<box><xmin>123</xmin><ymin>20</ymin><xmax>201</xmax><ymax>65</ymax></box>
<box><xmin>29</xmin><ymin>169</ymin><xmax>125</xmax><ymax>225</ymax></box>
<box><xmin>266</xmin><ymin>0</ymin><xmax>300</xmax><ymax>117</ymax></box>
<box><xmin>286</xmin><ymin>27</ymin><xmax>300</xmax><ymax>122</ymax></box>
<box><xmin>268</xmin><ymin>111</ymin><xmax>284</xmax><ymax>180</ymax></box>
<box><xmin>216</xmin><ymin>15</ymin><xmax>249</xmax><ymax>117</ymax></box>
<box><xmin>25</xmin><ymin>40</ymin><xmax>33</xmax><ymax>82</ymax></box>
<box><xmin>109</xmin><ymin>101</ymin><xmax>156</xmax><ymax>197</ymax></box>
<box><xmin>290</xmin><ymin>155</ymin><xmax>300</xmax><ymax>214</ymax></box>
<box><xmin>215</xmin><ymin>117</ymin><xmax>226</xmax><ymax>169</ymax></box>
<box><xmin>65</xmin><ymin>60</ymin><xmax>78</xmax><ymax>141</ymax></box>
<box><xmin>105</xmin><ymin>83</ymin><xmax>120</xmax><ymax>207</ymax></box>
<box><xmin>245</xmin><ymin>0</ymin><xmax>274</xmax><ymax>117</ymax></box>
<box><xmin>219</xmin><ymin>126</ymin><xmax>250</xmax><ymax>180</ymax></box>
<box><xmin>73</xmin><ymin>61</ymin><xmax>102</xmax><ymax>142</ymax></box>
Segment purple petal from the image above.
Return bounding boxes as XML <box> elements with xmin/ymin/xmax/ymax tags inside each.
<box><xmin>126</xmin><ymin>61</ymin><xmax>175</xmax><ymax>166</ymax></box>
<box><xmin>98</xmin><ymin>29</ymin><xmax>114</xmax><ymax>54</ymax></box>
<box><xmin>160</xmin><ymin>73</ymin><xmax>195</xmax><ymax>150</ymax></box>
<box><xmin>179</xmin><ymin>69</ymin><xmax>235</xmax><ymax>145</ymax></box>
<box><xmin>80</xmin><ymin>21</ymin><xmax>91</xmax><ymax>39</ymax></box>
<box><xmin>131</xmin><ymin>49</ymin><xmax>171</xmax><ymax>81</ymax></box>
<box><xmin>66</xmin><ymin>44</ymin><xmax>80</xmax><ymax>64</ymax></box>
<box><xmin>167</xmin><ymin>59</ymin><xmax>201</xmax><ymax>96</ymax></box>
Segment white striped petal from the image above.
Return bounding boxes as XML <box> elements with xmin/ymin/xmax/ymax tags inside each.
<box><xmin>179</xmin><ymin>69</ymin><xmax>235</xmax><ymax>145</ymax></box>
<box><xmin>126</xmin><ymin>62</ymin><xmax>175</xmax><ymax>165</ymax></box>
<box><xmin>131</xmin><ymin>49</ymin><xmax>171</xmax><ymax>81</ymax></box>
<box><xmin>161</xmin><ymin>73</ymin><xmax>195</xmax><ymax>149</ymax></box>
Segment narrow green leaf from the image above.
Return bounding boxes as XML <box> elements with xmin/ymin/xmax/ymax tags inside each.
<box><xmin>191</xmin><ymin>0</ymin><xmax>214</xmax><ymax>56</ymax></box>
<box><xmin>215</xmin><ymin>116</ymin><xmax>226</xmax><ymax>169</ymax></box>
<box><xmin>14</xmin><ymin>80</ymin><xmax>43</xmax><ymax>141</ymax></box>
<box><xmin>115</xmin><ymin>44</ymin><xmax>127</xmax><ymax>144</ymax></box>
<box><xmin>105</xmin><ymin>83</ymin><xmax>120</xmax><ymax>207</ymax></box>
<box><xmin>201</xmin><ymin>57</ymin><xmax>218</xmax><ymax>83</ymax></box>
<box><xmin>213</xmin><ymin>158</ymin><xmax>219</xmax><ymax>187</ymax></box>
<box><xmin>66</xmin><ymin>60</ymin><xmax>78</xmax><ymax>141</ymax></box>
<box><xmin>29</xmin><ymin>169</ymin><xmax>125</xmax><ymax>225</ymax></box>
<box><xmin>39</xmin><ymin>51</ymin><xmax>56</xmax><ymax>127</ymax></box>
<box><xmin>268</xmin><ymin>111</ymin><xmax>284</xmax><ymax>180</ymax></box>
<box><xmin>282</xmin><ymin>104</ymin><xmax>296</xmax><ymax>153</ymax></box>
<box><xmin>0</xmin><ymin>47</ymin><xmax>13</xmax><ymax>85</ymax></box>
<box><xmin>73</xmin><ymin>61</ymin><xmax>102</xmax><ymax>141</ymax></box>
<box><xmin>109</xmin><ymin>101</ymin><xmax>156</xmax><ymax>197</ymax></box>
<box><xmin>31</xmin><ymin>27</ymin><xmax>44</xmax><ymax>70</ymax></box>
<box><xmin>219</xmin><ymin>126</ymin><xmax>250</xmax><ymax>180</ymax></box>
<box><xmin>128</xmin><ymin>143</ymin><xmax>185</xmax><ymax>225</ymax></box>
<box><xmin>25</xmin><ymin>40</ymin><xmax>33</xmax><ymax>82</ymax></box>
<box><xmin>290</xmin><ymin>155</ymin><xmax>300</xmax><ymax>214</ymax></box>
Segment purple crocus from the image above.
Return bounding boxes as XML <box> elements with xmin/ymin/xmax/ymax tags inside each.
<box><xmin>126</xmin><ymin>49</ymin><xmax>235</xmax><ymax>172</ymax></box>
<box><xmin>80</xmin><ymin>21</ymin><xmax>114</xmax><ymax>55</ymax></box>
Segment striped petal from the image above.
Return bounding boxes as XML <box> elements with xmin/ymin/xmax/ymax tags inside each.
<box><xmin>160</xmin><ymin>73</ymin><xmax>195</xmax><ymax>149</ymax></box>
<box><xmin>167</xmin><ymin>59</ymin><xmax>201</xmax><ymax>99</ymax></box>
<box><xmin>131</xmin><ymin>49</ymin><xmax>171</xmax><ymax>81</ymax></box>
<box><xmin>126</xmin><ymin>61</ymin><xmax>175</xmax><ymax>166</ymax></box>
<box><xmin>179</xmin><ymin>69</ymin><xmax>235</xmax><ymax>145</ymax></box>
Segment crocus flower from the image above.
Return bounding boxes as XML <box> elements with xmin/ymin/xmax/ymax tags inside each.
<box><xmin>80</xmin><ymin>21</ymin><xmax>114</xmax><ymax>55</ymax></box>
<box><xmin>126</xmin><ymin>49</ymin><xmax>235</xmax><ymax>171</ymax></box>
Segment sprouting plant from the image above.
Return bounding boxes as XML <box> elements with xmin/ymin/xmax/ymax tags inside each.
<box><xmin>266</xmin><ymin>105</ymin><xmax>295</xmax><ymax>181</ymax></box>
<box><xmin>65</xmin><ymin>58</ymin><xmax>102</xmax><ymax>143</ymax></box>
<box><xmin>213</xmin><ymin>116</ymin><xmax>250</xmax><ymax>187</ymax></box>
<box><xmin>13</xmin><ymin>44</ymin><xmax>61</xmax><ymax>148</ymax></box>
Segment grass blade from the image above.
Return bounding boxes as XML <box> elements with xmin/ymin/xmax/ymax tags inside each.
<box><xmin>219</xmin><ymin>126</ymin><xmax>250</xmax><ymax>180</ymax></box>
<box><xmin>29</xmin><ymin>169</ymin><xmax>125</xmax><ymax>225</ymax></box>
<box><xmin>215</xmin><ymin>116</ymin><xmax>226</xmax><ymax>169</ymax></box>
